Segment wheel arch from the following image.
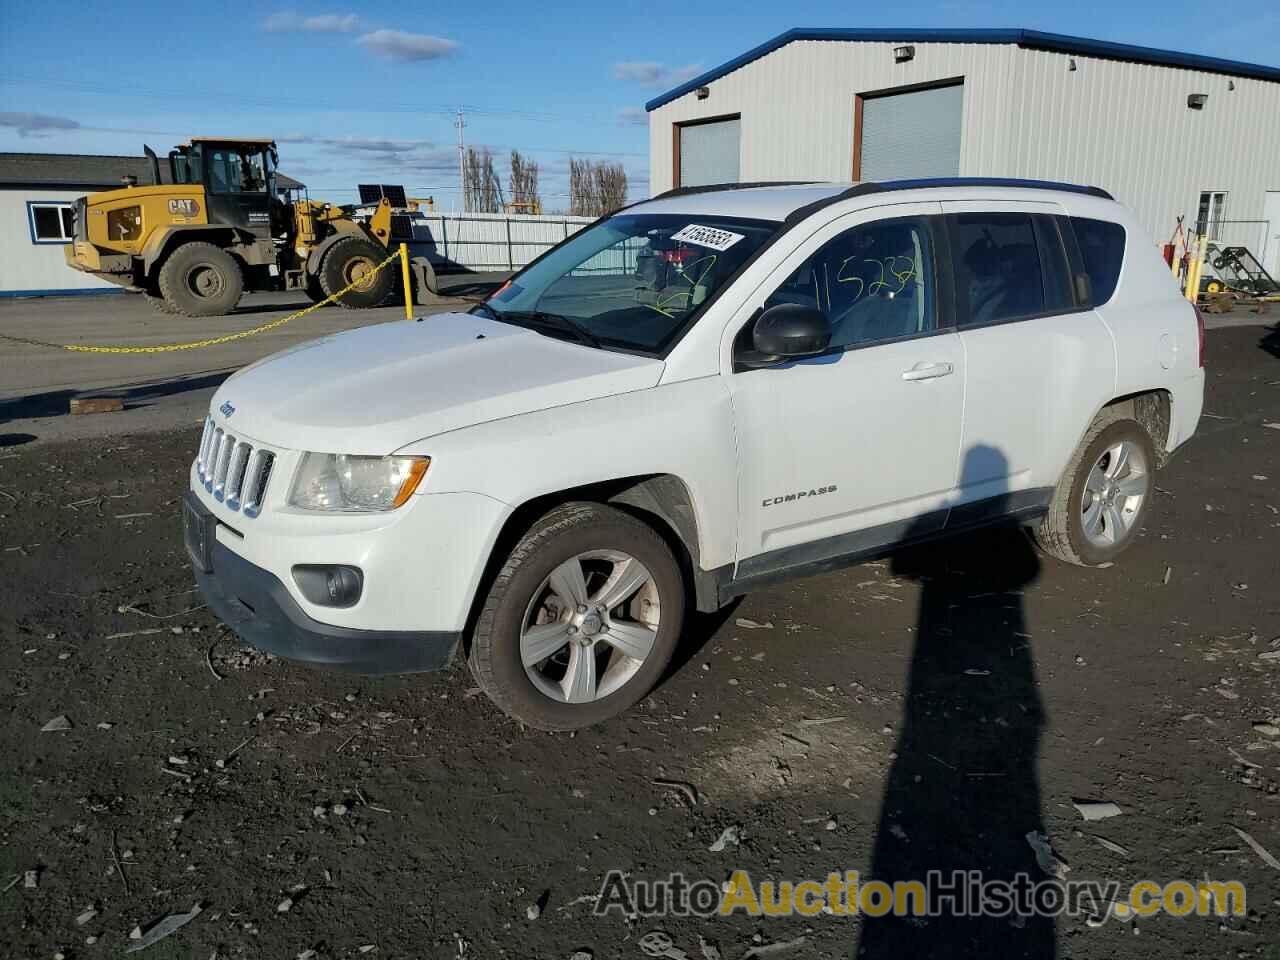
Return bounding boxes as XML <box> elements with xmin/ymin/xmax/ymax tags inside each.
<box><xmin>1095</xmin><ymin>389</ymin><xmax>1173</xmax><ymax>468</ymax></box>
<box><xmin>141</xmin><ymin>225</ymin><xmax>252</xmax><ymax>279</ymax></box>
<box><xmin>462</xmin><ymin>474</ymin><xmax>718</xmax><ymax>652</ymax></box>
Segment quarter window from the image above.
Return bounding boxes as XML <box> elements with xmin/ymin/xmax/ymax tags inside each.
<box><xmin>763</xmin><ymin>216</ymin><xmax>936</xmax><ymax>349</ymax></box>
<box><xmin>949</xmin><ymin>212</ymin><xmax>1072</xmax><ymax>327</ymax></box>
<box><xmin>1070</xmin><ymin>217</ymin><xmax>1126</xmax><ymax>306</ymax></box>
<box><xmin>28</xmin><ymin>202</ymin><xmax>75</xmax><ymax>243</ymax></box>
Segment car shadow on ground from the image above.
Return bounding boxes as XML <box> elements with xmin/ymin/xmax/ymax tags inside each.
<box><xmin>855</xmin><ymin>446</ymin><xmax>1055</xmax><ymax>959</ymax></box>
<box><xmin>1259</xmin><ymin>323</ymin><xmax>1280</xmax><ymax>359</ymax></box>
<box><xmin>0</xmin><ymin>371</ymin><xmax>231</xmax><ymax>424</ymax></box>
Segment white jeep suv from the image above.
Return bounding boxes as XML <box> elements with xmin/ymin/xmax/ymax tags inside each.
<box><xmin>185</xmin><ymin>178</ymin><xmax>1205</xmax><ymax>730</ymax></box>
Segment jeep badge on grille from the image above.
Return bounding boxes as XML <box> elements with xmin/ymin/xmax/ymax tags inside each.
<box><xmin>219</xmin><ymin>401</ymin><xmax>236</xmax><ymax>418</ymax></box>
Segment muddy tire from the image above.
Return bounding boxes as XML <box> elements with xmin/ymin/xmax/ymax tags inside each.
<box><xmin>143</xmin><ymin>290</ymin><xmax>180</xmax><ymax>316</ymax></box>
<box><xmin>1034</xmin><ymin>409</ymin><xmax>1157</xmax><ymax>567</ymax></box>
<box><xmin>156</xmin><ymin>242</ymin><xmax>243</xmax><ymax>317</ymax></box>
<box><xmin>318</xmin><ymin>237</ymin><xmax>393</xmax><ymax>309</ymax></box>
<box><xmin>469</xmin><ymin>502</ymin><xmax>685</xmax><ymax>731</ymax></box>
<box><xmin>303</xmin><ymin>274</ymin><xmax>327</xmax><ymax>304</ymax></box>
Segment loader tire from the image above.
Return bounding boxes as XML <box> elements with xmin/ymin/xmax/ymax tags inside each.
<box><xmin>319</xmin><ymin>237</ymin><xmax>393</xmax><ymax>309</ymax></box>
<box><xmin>303</xmin><ymin>274</ymin><xmax>326</xmax><ymax>304</ymax></box>
<box><xmin>156</xmin><ymin>242</ymin><xmax>244</xmax><ymax>317</ymax></box>
<box><xmin>144</xmin><ymin>291</ymin><xmax>181</xmax><ymax>316</ymax></box>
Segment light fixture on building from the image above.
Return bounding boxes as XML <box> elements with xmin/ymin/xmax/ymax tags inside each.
<box><xmin>893</xmin><ymin>45</ymin><xmax>915</xmax><ymax>63</ymax></box>
<box><xmin>1227</xmin><ymin>80</ymin><xmax>1235</xmax><ymax>91</ymax></box>
<box><xmin>1187</xmin><ymin>93</ymin><xmax>1208</xmax><ymax>110</ymax></box>
<box><xmin>1068</xmin><ymin>59</ymin><xmax>1077</xmax><ymax>72</ymax></box>
<box><xmin>695</xmin><ymin>86</ymin><xmax>710</xmax><ymax>100</ymax></box>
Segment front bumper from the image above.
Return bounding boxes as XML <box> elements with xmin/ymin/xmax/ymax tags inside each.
<box><xmin>187</xmin><ymin>491</ymin><xmax>460</xmax><ymax>674</ymax></box>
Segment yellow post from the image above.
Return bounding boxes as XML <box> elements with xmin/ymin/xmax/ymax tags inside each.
<box><xmin>400</xmin><ymin>243</ymin><xmax>413</xmax><ymax>320</ymax></box>
<box><xmin>1184</xmin><ymin>235</ymin><xmax>1205</xmax><ymax>303</ymax></box>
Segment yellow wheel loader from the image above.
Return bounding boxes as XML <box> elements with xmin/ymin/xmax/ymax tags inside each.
<box><xmin>63</xmin><ymin>138</ymin><xmax>432</xmax><ymax>317</ymax></box>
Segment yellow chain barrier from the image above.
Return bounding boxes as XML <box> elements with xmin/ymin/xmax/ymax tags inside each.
<box><xmin>0</xmin><ymin>248</ymin><xmax>405</xmax><ymax>355</ymax></box>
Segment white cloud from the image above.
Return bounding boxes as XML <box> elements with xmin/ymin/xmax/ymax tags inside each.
<box><xmin>357</xmin><ymin>29</ymin><xmax>459</xmax><ymax>62</ymax></box>
<box><xmin>262</xmin><ymin>11</ymin><xmax>360</xmax><ymax>33</ymax></box>
<box><xmin>0</xmin><ymin>111</ymin><xmax>80</xmax><ymax>137</ymax></box>
<box><xmin>617</xmin><ymin>106</ymin><xmax>649</xmax><ymax>127</ymax></box>
<box><xmin>613</xmin><ymin>61</ymin><xmax>703</xmax><ymax>88</ymax></box>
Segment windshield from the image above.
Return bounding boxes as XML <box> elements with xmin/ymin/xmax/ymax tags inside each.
<box><xmin>481</xmin><ymin>213</ymin><xmax>778</xmax><ymax>353</ymax></box>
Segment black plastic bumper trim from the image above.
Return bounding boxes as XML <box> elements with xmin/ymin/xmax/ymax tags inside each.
<box><xmin>194</xmin><ymin>538</ymin><xmax>459</xmax><ymax>675</ymax></box>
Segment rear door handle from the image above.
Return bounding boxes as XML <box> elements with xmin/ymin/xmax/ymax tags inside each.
<box><xmin>901</xmin><ymin>361</ymin><xmax>954</xmax><ymax>382</ymax></box>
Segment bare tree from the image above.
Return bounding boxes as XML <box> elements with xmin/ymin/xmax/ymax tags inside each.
<box><xmin>462</xmin><ymin>146</ymin><xmax>504</xmax><ymax>213</ymax></box>
<box><xmin>508</xmin><ymin>150</ymin><xmax>541</xmax><ymax>214</ymax></box>
<box><xmin>568</xmin><ymin>157</ymin><xmax>627</xmax><ymax>217</ymax></box>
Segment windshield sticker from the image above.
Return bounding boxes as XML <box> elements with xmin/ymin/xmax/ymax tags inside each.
<box><xmin>671</xmin><ymin>224</ymin><xmax>745</xmax><ymax>251</ymax></box>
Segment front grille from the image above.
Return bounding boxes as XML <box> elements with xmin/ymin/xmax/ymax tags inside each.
<box><xmin>195</xmin><ymin>416</ymin><xmax>275</xmax><ymax>516</ymax></box>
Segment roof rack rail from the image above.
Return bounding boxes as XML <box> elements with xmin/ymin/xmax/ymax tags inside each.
<box><xmin>781</xmin><ymin>177</ymin><xmax>1113</xmax><ymax>226</ymax></box>
<box><xmin>872</xmin><ymin>177</ymin><xmax>1113</xmax><ymax>199</ymax></box>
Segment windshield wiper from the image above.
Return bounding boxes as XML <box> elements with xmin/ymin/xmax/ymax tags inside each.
<box><xmin>499</xmin><ymin>310</ymin><xmax>603</xmax><ymax>349</ymax></box>
<box><xmin>468</xmin><ymin>301</ymin><xmax>500</xmax><ymax>320</ymax></box>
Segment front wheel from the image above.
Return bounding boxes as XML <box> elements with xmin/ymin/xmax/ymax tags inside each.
<box><xmin>469</xmin><ymin>503</ymin><xmax>685</xmax><ymax>731</ymax></box>
<box><xmin>318</xmin><ymin>237</ymin><xmax>393</xmax><ymax>309</ymax></box>
<box><xmin>1034</xmin><ymin>413</ymin><xmax>1156</xmax><ymax>566</ymax></box>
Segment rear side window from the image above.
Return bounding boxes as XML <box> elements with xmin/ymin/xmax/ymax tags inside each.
<box><xmin>948</xmin><ymin>212</ymin><xmax>1074</xmax><ymax>327</ymax></box>
<box><xmin>1070</xmin><ymin>217</ymin><xmax>1126</xmax><ymax>306</ymax></box>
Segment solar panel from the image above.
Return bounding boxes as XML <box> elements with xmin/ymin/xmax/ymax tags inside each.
<box><xmin>390</xmin><ymin>215</ymin><xmax>413</xmax><ymax>239</ymax></box>
<box><xmin>381</xmin><ymin>184</ymin><xmax>407</xmax><ymax>207</ymax></box>
<box><xmin>357</xmin><ymin>184</ymin><xmax>382</xmax><ymax>204</ymax></box>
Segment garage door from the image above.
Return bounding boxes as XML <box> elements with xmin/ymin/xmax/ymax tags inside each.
<box><xmin>678</xmin><ymin>117</ymin><xmax>740</xmax><ymax>188</ymax></box>
<box><xmin>859</xmin><ymin>83</ymin><xmax>964</xmax><ymax>181</ymax></box>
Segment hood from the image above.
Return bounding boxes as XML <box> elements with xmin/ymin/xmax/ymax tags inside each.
<box><xmin>210</xmin><ymin>313</ymin><xmax>664</xmax><ymax>453</ymax></box>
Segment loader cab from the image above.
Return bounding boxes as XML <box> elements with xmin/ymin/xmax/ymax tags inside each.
<box><xmin>169</xmin><ymin>138</ymin><xmax>277</xmax><ymax>236</ymax></box>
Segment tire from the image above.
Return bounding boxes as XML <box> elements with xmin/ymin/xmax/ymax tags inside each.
<box><xmin>156</xmin><ymin>242</ymin><xmax>244</xmax><ymax>317</ymax></box>
<box><xmin>318</xmin><ymin>237</ymin><xmax>394</xmax><ymax>309</ymax></box>
<box><xmin>1034</xmin><ymin>410</ymin><xmax>1157</xmax><ymax>566</ymax></box>
<box><xmin>303</xmin><ymin>274</ymin><xmax>326</xmax><ymax>304</ymax></box>
<box><xmin>143</xmin><ymin>291</ymin><xmax>180</xmax><ymax>316</ymax></box>
<box><xmin>469</xmin><ymin>502</ymin><xmax>686</xmax><ymax>731</ymax></box>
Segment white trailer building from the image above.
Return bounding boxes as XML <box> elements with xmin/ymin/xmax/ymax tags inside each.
<box><xmin>645</xmin><ymin>29</ymin><xmax>1280</xmax><ymax>274</ymax></box>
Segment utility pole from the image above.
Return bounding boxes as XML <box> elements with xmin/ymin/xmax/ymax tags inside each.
<box><xmin>455</xmin><ymin>107</ymin><xmax>466</xmax><ymax>212</ymax></box>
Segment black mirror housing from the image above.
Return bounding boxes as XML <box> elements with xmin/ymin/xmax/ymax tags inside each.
<box><xmin>752</xmin><ymin>303</ymin><xmax>832</xmax><ymax>358</ymax></box>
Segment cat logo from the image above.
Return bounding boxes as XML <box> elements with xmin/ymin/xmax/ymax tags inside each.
<box><xmin>168</xmin><ymin>198</ymin><xmax>200</xmax><ymax>217</ymax></box>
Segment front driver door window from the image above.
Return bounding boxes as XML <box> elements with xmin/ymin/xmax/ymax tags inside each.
<box><xmin>763</xmin><ymin>216</ymin><xmax>936</xmax><ymax>350</ymax></box>
<box><xmin>726</xmin><ymin>204</ymin><xmax>967</xmax><ymax>574</ymax></box>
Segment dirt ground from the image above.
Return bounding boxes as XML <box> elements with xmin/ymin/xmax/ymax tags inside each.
<box><xmin>1</xmin><ymin>325</ymin><xmax>1278</xmax><ymax>960</ymax></box>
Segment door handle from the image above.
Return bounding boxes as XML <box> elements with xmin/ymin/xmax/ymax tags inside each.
<box><xmin>901</xmin><ymin>361</ymin><xmax>954</xmax><ymax>382</ymax></box>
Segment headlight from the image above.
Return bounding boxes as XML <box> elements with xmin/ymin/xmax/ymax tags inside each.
<box><xmin>288</xmin><ymin>453</ymin><xmax>429</xmax><ymax>512</ymax></box>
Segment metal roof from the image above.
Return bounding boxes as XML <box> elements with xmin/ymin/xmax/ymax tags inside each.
<box><xmin>645</xmin><ymin>28</ymin><xmax>1280</xmax><ymax>111</ymax></box>
<box><xmin>0</xmin><ymin>152</ymin><xmax>306</xmax><ymax>190</ymax></box>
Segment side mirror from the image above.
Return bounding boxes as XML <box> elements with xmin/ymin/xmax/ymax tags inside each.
<box><xmin>740</xmin><ymin>303</ymin><xmax>832</xmax><ymax>368</ymax></box>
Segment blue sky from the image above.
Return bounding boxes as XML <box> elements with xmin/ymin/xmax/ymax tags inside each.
<box><xmin>1</xmin><ymin>0</ymin><xmax>1275</xmax><ymax>211</ymax></box>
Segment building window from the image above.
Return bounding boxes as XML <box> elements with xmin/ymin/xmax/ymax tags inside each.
<box><xmin>28</xmin><ymin>202</ymin><xmax>76</xmax><ymax>244</ymax></box>
<box><xmin>1195</xmin><ymin>191</ymin><xmax>1228</xmax><ymax>240</ymax></box>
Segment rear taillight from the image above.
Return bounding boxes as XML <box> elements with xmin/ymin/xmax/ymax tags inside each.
<box><xmin>1193</xmin><ymin>304</ymin><xmax>1206</xmax><ymax>368</ymax></box>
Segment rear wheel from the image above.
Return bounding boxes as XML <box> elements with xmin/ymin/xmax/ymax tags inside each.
<box><xmin>156</xmin><ymin>242</ymin><xmax>244</xmax><ymax>317</ymax></box>
<box><xmin>319</xmin><ymin>237</ymin><xmax>393</xmax><ymax>309</ymax></box>
<box><xmin>1034</xmin><ymin>411</ymin><xmax>1156</xmax><ymax>566</ymax></box>
<box><xmin>143</xmin><ymin>290</ymin><xmax>180</xmax><ymax>315</ymax></box>
<box><xmin>469</xmin><ymin>503</ymin><xmax>685</xmax><ymax>731</ymax></box>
